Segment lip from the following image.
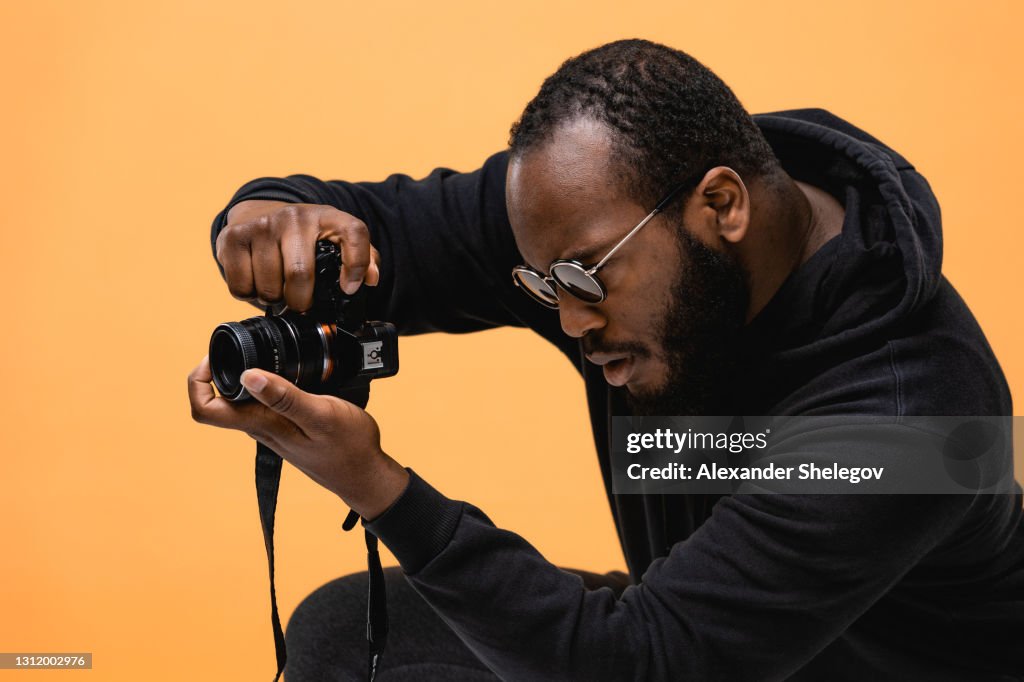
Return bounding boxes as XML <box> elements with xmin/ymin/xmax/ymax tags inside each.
<box><xmin>603</xmin><ymin>357</ymin><xmax>635</xmax><ymax>387</ymax></box>
<box><xmin>587</xmin><ymin>353</ymin><xmax>635</xmax><ymax>387</ymax></box>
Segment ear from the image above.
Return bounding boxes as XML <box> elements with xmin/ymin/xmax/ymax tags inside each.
<box><xmin>693</xmin><ymin>166</ymin><xmax>750</xmax><ymax>245</ymax></box>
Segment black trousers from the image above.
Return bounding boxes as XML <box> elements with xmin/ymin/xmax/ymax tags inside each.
<box><xmin>283</xmin><ymin>566</ymin><xmax>631</xmax><ymax>681</ymax></box>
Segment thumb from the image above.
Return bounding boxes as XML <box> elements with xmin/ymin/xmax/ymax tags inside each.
<box><xmin>240</xmin><ymin>369</ymin><xmax>311</xmax><ymax>422</ymax></box>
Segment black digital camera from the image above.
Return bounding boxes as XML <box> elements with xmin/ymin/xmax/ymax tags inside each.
<box><xmin>208</xmin><ymin>240</ymin><xmax>398</xmax><ymax>401</ymax></box>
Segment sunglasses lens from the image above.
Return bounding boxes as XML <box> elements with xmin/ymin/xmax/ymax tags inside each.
<box><xmin>551</xmin><ymin>263</ymin><xmax>604</xmax><ymax>303</ymax></box>
<box><xmin>513</xmin><ymin>268</ymin><xmax>559</xmax><ymax>307</ymax></box>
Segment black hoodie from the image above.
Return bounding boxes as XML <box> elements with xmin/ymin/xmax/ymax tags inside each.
<box><xmin>211</xmin><ymin>109</ymin><xmax>1024</xmax><ymax>680</ymax></box>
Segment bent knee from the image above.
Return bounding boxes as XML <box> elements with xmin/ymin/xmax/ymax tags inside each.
<box><xmin>285</xmin><ymin>572</ymin><xmax>369</xmax><ymax>681</ymax></box>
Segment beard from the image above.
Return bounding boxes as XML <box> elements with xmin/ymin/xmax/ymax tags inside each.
<box><xmin>624</xmin><ymin>228</ymin><xmax>749</xmax><ymax>416</ymax></box>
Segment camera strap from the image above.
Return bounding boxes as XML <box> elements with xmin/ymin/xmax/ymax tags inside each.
<box><xmin>255</xmin><ymin>442</ymin><xmax>287</xmax><ymax>681</ymax></box>
<box><xmin>255</xmin><ymin>415</ymin><xmax>387</xmax><ymax>680</ymax></box>
<box><xmin>359</xmin><ymin>516</ymin><xmax>388</xmax><ymax>680</ymax></box>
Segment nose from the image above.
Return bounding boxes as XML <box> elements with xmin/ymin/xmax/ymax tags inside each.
<box><xmin>557</xmin><ymin>294</ymin><xmax>606</xmax><ymax>338</ymax></box>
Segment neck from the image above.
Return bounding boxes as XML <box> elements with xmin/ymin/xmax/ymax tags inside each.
<box><xmin>737</xmin><ymin>173</ymin><xmax>841</xmax><ymax>323</ymax></box>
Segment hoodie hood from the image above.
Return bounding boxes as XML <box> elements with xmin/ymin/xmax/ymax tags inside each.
<box><xmin>743</xmin><ymin>108</ymin><xmax>943</xmax><ymax>366</ymax></box>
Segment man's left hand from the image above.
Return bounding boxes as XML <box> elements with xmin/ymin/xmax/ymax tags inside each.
<box><xmin>187</xmin><ymin>356</ymin><xmax>409</xmax><ymax>520</ymax></box>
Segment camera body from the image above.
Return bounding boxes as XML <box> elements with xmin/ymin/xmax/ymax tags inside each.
<box><xmin>209</xmin><ymin>240</ymin><xmax>398</xmax><ymax>402</ymax></box>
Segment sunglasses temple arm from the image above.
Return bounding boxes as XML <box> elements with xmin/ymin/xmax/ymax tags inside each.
<box><xmin>588</xmin><ymin>208</ymin><xmax>662</xmax><ymax>274</ymax></box>
<box><xmin>587</xmin><ymin>181</ymin><xmax>690</xmax><ymax>275</ymax></box>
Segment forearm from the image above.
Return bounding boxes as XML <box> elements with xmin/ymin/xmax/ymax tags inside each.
<box><xmin>208</xmin><ymin>153</ymin><xmax>543</xmax><ymax>337</ymax></box>
<box><xmin>366</xmin><ymin>465</ymin><xmax>969</xmax><ymax>681</ymax></box>
<box><xmin>366</xmin><ymin>471</ymin><xmax>650</xmax><ymax>681</ymax></box>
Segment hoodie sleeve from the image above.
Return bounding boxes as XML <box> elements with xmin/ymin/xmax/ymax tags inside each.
<box><xmin>366</xmin><ymin>428</ymin><xmax>972</xmax><ymax>681</ymax></box>
<box><xmin>209</xmin><ymin>151</ymin><xmax>562</xmax><ymax>339</ymax></box>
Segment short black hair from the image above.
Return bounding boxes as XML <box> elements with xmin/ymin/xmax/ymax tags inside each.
<box><xmin>508</xmin><ymin>39</ymin><xmax>781</xmax><ymax>211</ymax></box>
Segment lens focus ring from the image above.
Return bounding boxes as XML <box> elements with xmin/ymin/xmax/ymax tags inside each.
<box><xmin>222</xmin><ymin>322</ymin><xmax>259</xmax><ymax>366</ymax></box>
<box><xmin>210</xmin><ymin>322</ymin><xmax>260</xmax><ymax>399</ymax></box>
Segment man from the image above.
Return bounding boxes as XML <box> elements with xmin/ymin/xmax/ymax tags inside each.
<box><xmin>189</xmin><ymin>40</ymin><xmax>1024</xmax><ymax>680</ymax></box>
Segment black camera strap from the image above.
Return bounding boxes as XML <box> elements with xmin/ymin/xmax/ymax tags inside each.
<box><xmin>255</xmin><ymin>442</ymin><xmax>287</xmax><ymax>681</ymax></box>
<box><xmin>340</xmin><ymin>507</ymin><xmax>388</xmax><ymax>680</ymax></box>
<box><xmin>255</xmin><ymin>407</ymin><xmax>387</xmax><ymax>680</ymax></box>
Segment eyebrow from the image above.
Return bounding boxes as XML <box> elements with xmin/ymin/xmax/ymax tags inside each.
<box><xmin>559</xmin><ymin>243</ymin><xmax>608</xmax><ymax>268</ymax></box>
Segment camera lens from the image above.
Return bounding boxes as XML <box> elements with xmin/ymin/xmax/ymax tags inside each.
<box><xmin>210</xmin><ymin>323</ymin><xmax>257</xmax><ymax>399</ymax></box>
<box><xmin>209</xmin><ymin>314</ymin><xmax>338</xmax><ymax>401</ymax></box>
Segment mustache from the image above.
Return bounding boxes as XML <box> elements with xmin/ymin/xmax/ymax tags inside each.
<box><xmin>582</xmin><ymin>336</ymin><xmax>651</xmax><ymax>359</ymax></box>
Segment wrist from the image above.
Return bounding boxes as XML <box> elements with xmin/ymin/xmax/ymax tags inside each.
<box><xmin>342</xmin><ymin>452</ymin><xmax>410</xmax><ymax>521</ymax></box>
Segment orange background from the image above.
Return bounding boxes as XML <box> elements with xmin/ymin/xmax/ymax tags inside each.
<box><xmin>1</xmin><ymin>1</ymin><xmax>1022</xmax><ymax>679</ymax></box>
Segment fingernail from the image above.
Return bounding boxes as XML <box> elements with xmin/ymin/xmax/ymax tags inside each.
<box><xmin>341</xmin><ymin>279</ymin><xmax>360</xmax><ymax>295</ymax></box>
<box><xmin>241</xmin><ymin>370</ymin><xmax>268</xmax><ymax>393</ymax></box>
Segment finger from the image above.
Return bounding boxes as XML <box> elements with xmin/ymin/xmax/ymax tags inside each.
<box><xmin>189</xmin><ymin>354</ymin><xmax>213</xmax><ymax>385</ymax></box>
<box><xmin>189</xmin><ymin>355</ymin><xmax>238</xmax><ymax>426</ymax></box>
<box><xmin>251</xmin><ymin>229</ymin><xmax>284</xmax><ymax>305</ymax></box>
<box><xmin>216</xmin><ymin>227</ymin><xmax>255</xmax><ymax>300</ymax></box>
<box><xmin>281</xmin><ymin>223</ymin><xmax>317</xmax><ymax>312</ymax></box>
<box><xmin>366</xmin><ymin>245</ymin><xmax>381</xmax><ymax>287</ymax></box>
<box><xmin>189</xmin><ymin>357</ymin><xmax>301</xmax><ymax>439</ymax></box>
<box><xmin>316</xmin><ymin>208</ymin><xmax>371</xmax><ymax>294</ymax></box>
<box><xmin>240</xmin><ymin>368</ymin><xmax>322</xmax><ymax>428</ymax></box>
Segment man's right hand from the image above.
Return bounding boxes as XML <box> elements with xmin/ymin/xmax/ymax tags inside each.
<box><xmin>216</xmin><ymin>200</ymin><xmax>381</xmax><ymax>312</ymax></box>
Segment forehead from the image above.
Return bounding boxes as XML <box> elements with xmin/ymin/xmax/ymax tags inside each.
<box><xmin>506</xmin><ymin>118</ymin><xmax>638</xmax><ymax>269</ymax></box>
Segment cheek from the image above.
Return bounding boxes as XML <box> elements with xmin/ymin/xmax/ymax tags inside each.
<box><xmin>604</xmin><ymin>248</ymin><xmax>679</xmax><ymax>337</ymax></box>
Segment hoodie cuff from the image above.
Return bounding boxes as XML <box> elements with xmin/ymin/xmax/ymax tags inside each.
<box><xmin>364</xmin><ymin>469</ymin><xmax>464</xmax><ymax>575</ymax></box>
